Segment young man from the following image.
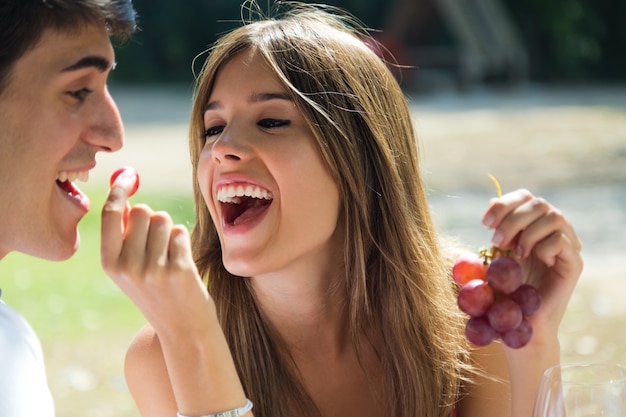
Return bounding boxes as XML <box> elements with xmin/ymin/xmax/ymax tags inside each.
<box><xmin>0</xmin><ymin>1</ymin><xmax>136</xmax><ymax>415</ymax></box>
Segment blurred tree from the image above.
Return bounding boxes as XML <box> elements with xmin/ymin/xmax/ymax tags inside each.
<box><xmin>109</xmin><ymin>0</ymin><xmax>626</xmax><ymax>85</ymax></box>
<box><xmin>110</xmin><ymin>0</ymin><xmax>391</xmax><ymax>85</ymax></box>
<box><xmin>503</xmin><ymin>0</ymin><xmax>626</xmax><ymax>81</ymax></box>
<box><xmin>111</xmin><ymin>0</ymin><xmax>243</xmax><ymax>84</ymax></box>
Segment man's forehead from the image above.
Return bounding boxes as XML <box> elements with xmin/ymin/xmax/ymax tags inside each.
<box><xmin>25</xmin><ymin>25</ymin><xmax>115</xmax><ymax>75</ymax></box>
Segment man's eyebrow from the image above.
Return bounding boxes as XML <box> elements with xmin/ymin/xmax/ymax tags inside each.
<box><xmin>204</xmin><ymin>92</ymin><xmax>293</xmax><ymax>112</ymax></box>
<box><xmin>61</xmin><ymin>55</ymin><xmax>112</xmax><ymax>73</ymax></box>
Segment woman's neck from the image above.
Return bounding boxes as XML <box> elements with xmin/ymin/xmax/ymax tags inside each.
<box><xmin>250</xmin><ymin>264</ymin><xmax>352</xmax><ymax>357</ymax></box>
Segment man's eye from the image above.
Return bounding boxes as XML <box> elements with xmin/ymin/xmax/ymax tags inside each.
<box><xmin>67</xmin><ymin>88</ymin><xmax>93</xmax><ymax>101</ymax></box>
<box><xmin>259</xmin><ymin>119</ymin><xmax>290</xmax><ymax>129</ymax></box>
<box><xmin>204</xmin><ymin>126</ymin><xmax>224</xmax><ymax>139</ymax></box>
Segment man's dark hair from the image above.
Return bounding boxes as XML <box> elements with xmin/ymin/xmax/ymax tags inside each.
<box><xmin>0</xmin><ymin>0</ymin><xmax>137</xmax><ymax>94</ymax></box>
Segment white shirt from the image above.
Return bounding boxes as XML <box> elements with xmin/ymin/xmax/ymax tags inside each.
<box><xmin>0</xmin><ymin>297</ymin><xmax>55</xmax><ymax>416</ymax></box>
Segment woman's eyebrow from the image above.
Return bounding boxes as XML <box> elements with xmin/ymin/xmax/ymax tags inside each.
<box><xmin>204</xmin><ymin>92</ymin><xmax>293</xmax><ymax>113</ymax></box>
<box><xmin>249</xmin><ymin>92</ymin><xmax>292</xmax><ymax>103</ymax></box>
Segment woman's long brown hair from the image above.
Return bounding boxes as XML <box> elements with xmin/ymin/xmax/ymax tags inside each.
<box><xmin>188</xmin><ymin>3</ymin><xmax>472</xmax><ymax>416</ymax></box>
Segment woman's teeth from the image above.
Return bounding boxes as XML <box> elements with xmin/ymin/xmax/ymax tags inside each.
<box><xmin>56</xmin><ymin>170</ymin><xmax>89</xmax><ymax>183</ymax></box>
<box><xmin>217</xmin><ymin>184</ymin><xmax>273</xmax><ymax>204</ymax></box>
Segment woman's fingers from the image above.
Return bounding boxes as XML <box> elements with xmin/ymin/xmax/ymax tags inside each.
<box><xmin>482</xmin><ymin>189</ymin><xmax>534</xmax><ymax>229</ymax></box>
<box><xmin>145</xmin><ymin>212</ymin><xmax>175</xmax><ymax>270</ymax></box>
<box><xmin>169</xmin><ymin>226</ymin><xmax>195</xmax><ymax>267</ymax></box>
<box><xmin>532</xmin><ymin>231</ymin><xmax>584</xmax><ymax>279</ymax></box>
<box><xmin>100</xmin><ymin>170</ymin><xmax>212</xmax><ymax>339</ymax></box>
<box><xmin>482</xmin><ymin>190</ymin><xmax>581</xmax><ymax>257</ymax></box>
<box><xmin>517</xmin><ymin>211</ymin><xmax>581</xmax><ymax>260</ymax></box>
<box><xmin>482</xmin><ymin>189</ymin><xmax>583</xmax><ymax>300</ymax></box>
<box><xmin>115</xmin><ymin>207</ymin><xmax>188</xmax><ymax>287</ymax></box>
<box><xmin>120</xmin><ymin>205</ymin><xmax>153</xmax><ymax>266</ymax></box>
<box><xmin>483</xmin><ymin>190</ymin><xmax>542</xmax><ymax>249</ymax></box>
<box><xmin>101</xmin><ymin>169</ymin><xmax>137</xmax><ymax>272</ymax></box>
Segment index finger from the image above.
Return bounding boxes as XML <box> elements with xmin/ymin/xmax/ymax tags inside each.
<box><xmin>482</xmin><ymin>189</ymin><xmax>534</xmax><ymax>229</ymax></box>
<box><xmin>101</xmin><ymin>169</ymin><xmax>138</xmax><ymax>268</ymax></box>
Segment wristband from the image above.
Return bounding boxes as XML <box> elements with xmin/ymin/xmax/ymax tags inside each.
<box><xmin>177</xmin><ymin>399</ymin><xmax>253</xmax><ymax>417</ymax></box>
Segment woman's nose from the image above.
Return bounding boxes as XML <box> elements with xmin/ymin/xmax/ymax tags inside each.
<box><xmin>210</xmin><ymin>124</ymin><xmax>251</xmax><ymax>163</ymax></box>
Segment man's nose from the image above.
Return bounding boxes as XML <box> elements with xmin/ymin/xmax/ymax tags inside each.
<box><xmin>84</xmin><ymin>88</ymin><xmax>124</xmax><ymax>152</ymax></box>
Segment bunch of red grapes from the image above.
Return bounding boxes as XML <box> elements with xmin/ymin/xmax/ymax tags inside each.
<box><xmin>452</xmin><ymin>248</ymin><xmax>542</xmax><ymax>348</ymax></box>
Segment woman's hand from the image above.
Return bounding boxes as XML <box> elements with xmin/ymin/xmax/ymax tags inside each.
<box><xmin>100</xmin><ymin>170</ymin><xmax>248</xmax><ymax>416</ymax></box>
<box><xmin>466</xmin><ymin>189</ymin><xmax>584</xmax><ymax>417</ymax></box>
<box><xmin>100</xmin><ymin>169</ymin><xmax>214</xmax><ymax>338</ymax></box>
<box><xmin>481</xmin><ymin>188</ymin><xmax>583</xmax><ymax>345</ymax></box>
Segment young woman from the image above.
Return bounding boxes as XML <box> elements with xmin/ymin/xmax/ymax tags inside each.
<box><xmin>102</xmin><ymin>3</ymin><xmax>583</xmax><ymax>417</ymax></box>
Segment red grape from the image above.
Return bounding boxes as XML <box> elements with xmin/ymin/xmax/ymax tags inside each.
<box><xmin>487</xmin><ymin>298</ymin><xmax>523</xmax><ymax>333</ymax></box>
<box><xmin>501</xmin><ymin>318</ymin><xmax>533</xmax><ymax>348</ymax></box>
<box><xmin>486</xmin><ymin>256</ymin><xmax>523</xmax><ymax>294</ymax></box>
<box><xmin>510</xmin><ymin>284</ymin><xmax>542</xmax><ymax>316</ymax></box>
<box><xmin>110</xmin><ymin>166</ymin><xmax>140</xmax><ymax>197</ymax></box>
<box><xmin>453</xmin><ymin>247</ymin><xmax>543</xmax><ymax>349</ymax></box>
<box><xmin>452</xmin><ymin>253</ymin><xmax>486</xmax><ymax>285</ymax></box>
<box><xmin>457</xmin><ymin>279</ymin><xmax>495</xmax><ymax>317</ymax></box>
<box><xmin>465</xmin><ymin>316</ymin><xmax>498</xmax><ymax>346</ymax></box>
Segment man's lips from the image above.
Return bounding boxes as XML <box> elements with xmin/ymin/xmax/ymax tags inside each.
<box><xmin>56</xmin><ymin>179</ymin><xmax>82</xmax><ymax>198</ymax></box>
<box><xmin>57</xmin><ymin>170</ymin><xmax>89</xmax><ymax>183</ymax></box>
<box><xmin>55</xmin><ymin>169</ymin><xmax>91</xmax><ymax>209</ymax></box>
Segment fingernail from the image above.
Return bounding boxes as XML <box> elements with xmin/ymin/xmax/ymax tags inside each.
<box><xmin>110</xmin><ymin>167</ymin><xmax>139</xmax><ymax>197</ymax></box>
<box><xmin>115</xmin><ymin>170</ymin><xmax>135</xmax><ymax>189</ymax></box>
<box><xmin>515</xmin><ymin>245</ymin><xmax>524</xmax><ymax>259</ymax></box>
<box><xmin>483</xmin><ymin>214</ymin><xmax>495</xmax><ymax>228</ymax></box>
<box><xmin>492</xmin><ymin>230</ymin><xmax>504</xmax><ymax>246</ymax></box>
<box><xmin>118</xmin><ymin>169</ymin><xmax>134</xmax><ymax>180</ymax></box>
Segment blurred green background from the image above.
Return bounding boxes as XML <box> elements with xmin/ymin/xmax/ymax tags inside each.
<box><xmin>110</xmin><ymin>0</ymin><xmax>626</xmax><ymax>86</ymax></box>
<box><xmin>0</xmin><ymin>187</ymin><xmax>195</xmax><ymax>417</ymax></box>
<box><xmin>3</xmin><ymin>0</ymin><xmax>626</xmax><ymax>416</ymax></box>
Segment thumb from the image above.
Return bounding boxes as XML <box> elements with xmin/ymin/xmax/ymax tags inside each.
<box><xmin>101</xmin><ymin>167</ymin><xmax>139</xmax><ymax>267</ymax></box>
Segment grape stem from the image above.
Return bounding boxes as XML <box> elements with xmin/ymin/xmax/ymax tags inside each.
<box><xmin>482</xmin><ymin>175</ymin><xmax>509</xmax><ymax>263</ymax></box>
<box><xmin>487</xmin><ymin>173</ymin><xmax>502</xmax><ymax>198</ymax></box>
<box><xmin>479</xmin><ymin>246</ymin><xmax>516</xmax><ymax>263</ymax></box>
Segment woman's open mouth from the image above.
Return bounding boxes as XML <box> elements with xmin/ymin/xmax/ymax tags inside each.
<box><xmin>217</xmin><ymin>183</ymin><xmax>273</xmax><ymax>226</ymax></box>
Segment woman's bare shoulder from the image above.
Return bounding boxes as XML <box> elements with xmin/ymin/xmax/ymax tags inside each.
<box><xmin>125</xmin><ymin>324</ymin><xmax>178</xmax><ymax>416</ymax></box>
<box><xmin>126</xmin><ymin>323</ymin><xmax>162</xmax><ymax>364</ymax></box>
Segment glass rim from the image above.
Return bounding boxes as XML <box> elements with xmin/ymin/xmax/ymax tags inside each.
<box><xmin>544</xmin><ymin>362</ymin><xmax>626</xmax><ymax>386</ymax></box>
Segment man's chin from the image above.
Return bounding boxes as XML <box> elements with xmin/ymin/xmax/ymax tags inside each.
<box><xmin>39</xmin><ymin>231</ymin><xmax>81</xmax><ymax>261</ymax></box>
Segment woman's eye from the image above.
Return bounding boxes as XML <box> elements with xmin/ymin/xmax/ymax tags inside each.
<box><xmin>204</xmin><ymin>126</ymin><xmax>224</xmax><ymax>140</ymax></box>
<box><xmin>259</xmin><ymin>118</ymin><xmax>290</xmax><ymax>129</ymax></box>
<box><xmin>67</xmin><ymin>88</ymin><xmax>93</xmax><ymax>101</ymax></box>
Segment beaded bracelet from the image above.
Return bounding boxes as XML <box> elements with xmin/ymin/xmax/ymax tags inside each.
<box><xmin>177</xmin><ymin>399</ymin><xmax>253</xmax><ymax>417</ymax></box>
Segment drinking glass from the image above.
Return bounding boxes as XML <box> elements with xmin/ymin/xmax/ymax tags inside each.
<box><xmin>533</xmin><ymin>363</ymin><xmax>626</xmax><ymax>417</ymax></box>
